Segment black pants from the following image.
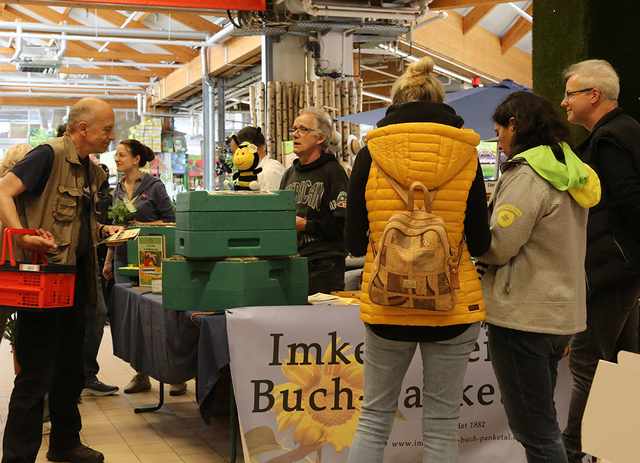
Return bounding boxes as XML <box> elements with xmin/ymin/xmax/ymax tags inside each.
<box><xmin>83</xmin><ymin>288</ymin><xmax>107</xmax><ymax>382</ymax></box>
<box><xmin>307</xmin><ymin>255</ymin><xmax>346</xmax><ymax>295</ymax></box>
<box><xmin>563</xmin><ymin>281</ymin><xmax>640</xmax><ymax>462</ymax></box>
<box><xmin>489</xmin><ymin>324</ymin><xmax>571</xmax><ymax>463</ymax></box>
<box><xmin>2</xmin><ymin>273</ymin><xmax>87</xmax><ymax>463</ymax></box>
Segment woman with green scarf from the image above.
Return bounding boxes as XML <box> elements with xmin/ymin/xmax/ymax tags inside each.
<box><xmin>478</xmin><ymin>91</ymin><xmax>601</xmax><ymax>463</ymax></box>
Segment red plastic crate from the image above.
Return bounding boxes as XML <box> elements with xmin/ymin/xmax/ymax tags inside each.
<box><xmin>0</xmin><ymin>228</ymin><xmax>75</xmax><ymax>309</ymax></box>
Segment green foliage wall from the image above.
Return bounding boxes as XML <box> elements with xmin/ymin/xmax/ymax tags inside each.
<box><xmin>533</xmin><ymin>0</ymin><xmax>640</xmax><ymax>143</ymax></box>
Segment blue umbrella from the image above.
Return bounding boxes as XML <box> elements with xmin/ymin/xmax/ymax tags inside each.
<box><xmin>339</xmin><ymin>79</ymin><xmax>529</xmax><ymax>140</ymax></box>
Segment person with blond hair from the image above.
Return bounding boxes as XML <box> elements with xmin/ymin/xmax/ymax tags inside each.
<box><xmin>560</xmin><ymin>59</ymin><xmax>640</xmax><ymax>462</ymax></box>
<box><xmin>280</xmin><ymin>108</ymin><xmax>349</xmax><ymax>294</ymax></box>
<box><xmin>345</xmin><ymin>56</ymin><xmax>490</xmax><ymax>463</ymax></box>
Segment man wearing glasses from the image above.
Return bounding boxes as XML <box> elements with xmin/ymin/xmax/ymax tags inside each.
<box><xmin>280</xmin><ymin>108</ymin><xmax>349</xmax><ymax>295</ymax></box>
<box><xmin>561</xmin><ymin>59</ymin><xmax>640</xmax><ymax>462</ymax></box>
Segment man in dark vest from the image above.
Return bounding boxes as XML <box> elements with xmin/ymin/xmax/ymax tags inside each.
<box><xmin>560</xmin><ymin>59</ymin><xmax>640</xmax><ymax>462</ymax></box>
<box><xmin>0</xmin><ymin>98</ymin><xmax>121</xmax><ymax>463</ymax></box>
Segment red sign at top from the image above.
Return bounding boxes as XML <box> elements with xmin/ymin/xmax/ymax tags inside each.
<box><xmin>66</xmin><ymin>0</ymin><xmax>266</xmax><ymax>11</ymax></box>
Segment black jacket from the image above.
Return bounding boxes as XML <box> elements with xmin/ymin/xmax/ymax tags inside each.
<box><xmin>580</xmin><ymin>108</ymin><xmax>640</xmax><ymax>292</ymax></box>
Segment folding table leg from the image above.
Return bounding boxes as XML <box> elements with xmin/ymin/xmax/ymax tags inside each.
<box><xmin>134</xmin><ymin>381</ymin><xmax>165</xmax><ymax>413</ymax></box>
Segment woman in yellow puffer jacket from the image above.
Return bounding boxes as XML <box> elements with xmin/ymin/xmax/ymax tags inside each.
<box><xmin>345</xmin><ymin>57</ymin><xmax>491</xmax><ymax>463</ymax></box>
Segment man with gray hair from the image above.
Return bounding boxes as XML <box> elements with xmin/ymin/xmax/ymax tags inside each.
<box><xmin>280</xmin><ymin>108</ymin><xmax>349</xmax><ymax>294</ymax></box>
<box><xmin>561</xmin><ymin>59</ymin><xmax>640</xmax><ymax>462</ymax></box>
<box><xmin>0</xmin><ymin>97</ymin><xmax>121</xmax><ymax>463</ymax></box>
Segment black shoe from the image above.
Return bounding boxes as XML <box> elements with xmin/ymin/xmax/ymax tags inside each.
<box><xmin>82</xmin><ymin>378</ymin><xmax>119</xmax><ymax>397</ymax></box>
<box><xmin>47</xmin><ymin>444</ymin><xmax>104</xmax><ymax>463</ymax></box>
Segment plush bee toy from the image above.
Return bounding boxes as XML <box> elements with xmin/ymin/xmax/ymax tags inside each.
<box><xmin>232</xmin><ymin>141</ymin><xmax>263</xmax><ymax>191</ymax></box>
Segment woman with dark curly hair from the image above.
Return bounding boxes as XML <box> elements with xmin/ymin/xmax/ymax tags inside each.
<box><xmin>478</xmin><ymin>91</ymin><xmax>601</xmax><ymax>463</ymax></box>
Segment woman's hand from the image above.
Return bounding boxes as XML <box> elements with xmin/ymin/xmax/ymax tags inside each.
<box><xmin>103</xmin><ymin>259</ymin><xmax>113</xmax><ymax>280</ymax></box>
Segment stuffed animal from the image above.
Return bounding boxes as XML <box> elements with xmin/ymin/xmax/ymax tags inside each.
<box><xmin>232</xmin><ymin>141</ymin><xmax>263</xmax><ymax>191</ymax></box>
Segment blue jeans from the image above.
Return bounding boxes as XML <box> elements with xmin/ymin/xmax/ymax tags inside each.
<box><xmin>347</xmin><ymin>323</ymin><xmax>480</xmax><ymax>463</ymax></box>
<box><xmin>488</xmin><ymin>324</ymin><xmax>571</xmax><ymax>463</ymax></box>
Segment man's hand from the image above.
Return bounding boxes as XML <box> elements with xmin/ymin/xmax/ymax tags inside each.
<box><xmin>16</xmin><ymin>229</ymin><xmax>57</xmax><ymax>252</ymax></box>
<box><xmin>295</xmin><ymin>216</ymin><xmax>307</xmax><ymax>232</ymax></box>
<box><xmin>101</xmin><ymin>225</ymin><xmax>124</xmax><ymax>237</ymax></box>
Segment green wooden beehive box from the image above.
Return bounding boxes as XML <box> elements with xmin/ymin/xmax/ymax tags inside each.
<box><xmin>174</xmin><ymin>190</ymin><xmax>297</xmax><ymax>258</ymax></box>
<box><xmin>162</xmin><ymin>256</ymin><xmax>308</xmax><ymax>311</ymax></box>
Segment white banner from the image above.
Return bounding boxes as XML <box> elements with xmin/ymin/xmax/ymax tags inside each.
<box><xmin>226</xmin><ymin>305</ymin><xmax>571</xmax><ymax>463</ymax></box>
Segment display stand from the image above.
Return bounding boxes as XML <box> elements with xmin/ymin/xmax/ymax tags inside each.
<box><xmin>134</xmin><ymin>381</ymin><xmax>165</xmax><ymax>414</ymax></box>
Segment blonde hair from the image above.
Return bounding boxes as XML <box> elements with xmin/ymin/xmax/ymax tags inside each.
<box><xmin>563</xmin><ymin>59</ymin><xmax>620</xmax><ymax>101</ymax></box>
<box><xmin>391</xmin><ymin>56</ymin><xmax>444</xmax><ymax>105</ymax></box>
<box><xmin>0</xmin><ymin>144</ymin><xmax>32</xmax><ymax>177</ymax></box>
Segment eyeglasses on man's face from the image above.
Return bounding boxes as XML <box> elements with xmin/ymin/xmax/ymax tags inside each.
<box><xmin>563</xmin><ymin>88</ymin><xmax>594</xmax><ymax>100</ymax></box>
<box><xmin>289</xmin><ymin>126</ymin><xmax>318</xmax><ymax>136</ymax></box>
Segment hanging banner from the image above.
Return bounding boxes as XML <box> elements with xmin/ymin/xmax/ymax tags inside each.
<box><xmin>51</xmin><ymin>0</ymin><xmax>266</xmax><ymax>11</ymax></box>
<box><xmin>227</xmin><ymin>305</ymin><xmax>571</xmax><ymax>463</ymax></box>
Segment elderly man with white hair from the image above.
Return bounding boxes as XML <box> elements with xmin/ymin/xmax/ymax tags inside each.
<box><xmin>280</xmin><ymin>108</ymin><xmax>349</xmax><ymax>295</ymax></box>
<box><xmin>560</xmin><ymin>59</ymin><xmax>640</xmax><ymax>463</ymax></box>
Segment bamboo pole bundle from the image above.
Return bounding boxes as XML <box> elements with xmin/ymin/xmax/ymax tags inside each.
<box><xmin>293</xmin><ymin>84</ymin><xmax>300</xmax><ymax>127</ymax></box>
<box><xmin>316</xmin><ymin>79</ymin><xmax>325</xmax><ymax>110</ymax></box>
<box><xmin>340</xmin><ymin>80</ymin><xmax>349</xmax><ymax>161</ymax></box>
<box><xmin>258</xmin><ymin>83</ymin><xmax>265</xmax><ymax>130</ymax></box>
<box><xmin>249</xmin><ymin>84</ymin><xmax>256</xmax><ymax>126</ymax></box>
<box><xmin>288</xmin><ymin>83</ymin><xmax>295</xmax><ymax>136</ymax></box>
<box><xmin>267</xmin><ymin>81</ymin><xmax>276</xmax><ymax>159</ymax></box>
<box><xmin>329</xmin><ymin>79</ymin><xmax>337</xmax><ymax>120</ymax></box>
<box><xmin>349</xmin><ymin>79</ymin><xmax>359</xmax><ymax>144</ymax></box>
<box><xmin>275</xmin><ymin>81</ymin><xmax>283</xmax><ymax>162</ymax></box>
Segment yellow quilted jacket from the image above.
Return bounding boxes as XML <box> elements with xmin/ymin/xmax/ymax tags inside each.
<box><xmin>361</xmin><ymin>122</ymin><xmax>485</xmax><ymax>326</ymax></box>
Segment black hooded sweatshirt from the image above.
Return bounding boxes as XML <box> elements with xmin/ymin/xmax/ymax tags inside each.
<box><xmin>279</xmin><ymin>152</ymin><xmax>349</xmax><ymax>260</ymax></box>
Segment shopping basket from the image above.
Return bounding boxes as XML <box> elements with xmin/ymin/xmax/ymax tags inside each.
<box><xmin>0</xmin><ymin>228</ymin><xmax>76</xmax><ymax>309</ymax></box>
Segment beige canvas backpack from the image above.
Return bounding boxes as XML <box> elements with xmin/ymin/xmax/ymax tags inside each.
<box><xmin>369</xmin><ymin>163</ymin><xmax>463</xmax><ymax>311</ymax></box>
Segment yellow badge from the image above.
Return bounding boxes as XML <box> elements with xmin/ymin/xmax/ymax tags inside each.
<box><xmin>496</xmin><ymin>204</ymin><xmax>523</xmax><ymax>228</ymax></box>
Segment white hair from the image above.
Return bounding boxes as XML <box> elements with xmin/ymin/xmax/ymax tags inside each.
<box><xmin>298</xmin><ymin>107</ymin><xmax>337</xmax><ymax>152</ymax></box>
<box><xmin>563</xmin><ymin>59</ymin><xmax>620</xmax><ymax>101</ymax></box>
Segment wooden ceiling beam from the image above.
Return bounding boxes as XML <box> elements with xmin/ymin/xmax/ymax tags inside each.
<box><xmin>409</xmin><ymin>10</ymin><xmax>531</xmax><ymax>86</ymax></box>
<box><xmin>92</xmin><ymin>9</ymin><xmax>196</xmax><ymax>62</ymax></box>
<box><xmin>0</xmin><ymin>63</ymin><xmax>166</xmax><ymax>79</ymax></box>
<box><xmin>430</xmin><ymin>0</ymin><xmax>514</xmax><ymax>10</ymax></box>
<box><xmin>0</xmin><ymin>96</ymin><xmax>137</xmax><ymax>109</ymax></box>
<box><xmin>500</xmin><ymin>4</ymin><xmax>532</xmax><ymax>54</ymax></box>
<box><xmin>463</xmin><ymin>4</ymin><xmax>495</xmax><ymax>33</ymax></box>
<box><xmin>19</xmin><ymin>5</ymin><xmax>163</xmax><ymax>59</ymax></box>
<box><xmin>0</xmin><ymin>46</ymin><xmax>177</xmax><ymax>64</ymax></box>
<box><xmin>169</xmin><ymin>12</ymin><xmax>222</xmax><ymax>34</ymax></box>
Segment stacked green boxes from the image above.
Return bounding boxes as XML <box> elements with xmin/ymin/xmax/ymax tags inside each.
<box><xmin>117</xmin><ymin>225</ymin><xmax>176</xmax><ymax>281</ymax></box>
<box><xmin>174</xmin><ymin>190</ymin><xmax>297</xmax><ymax>258</ymax></box>
<box><xmin>162</xmin><ymin>257</ymin><xmax>308</xmax><ymax>311</ymax></box>
<box><xmin>163</xmin><ymin>190</ymin><xmax>308</xmax><ymax>312</ymax></box>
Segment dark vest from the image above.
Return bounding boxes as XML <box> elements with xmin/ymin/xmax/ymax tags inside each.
<box><xmin>19</xmin><ymin>136</ymin><xmax>107</xmax><ymax>304</ymax></box>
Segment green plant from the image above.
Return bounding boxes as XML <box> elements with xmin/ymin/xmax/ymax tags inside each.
<box><xmin>108</xmin><ymin>198</ymin><xmax>136</xmax><ymax>225</ymax></box>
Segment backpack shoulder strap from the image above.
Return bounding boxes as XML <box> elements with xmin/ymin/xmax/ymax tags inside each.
<box><xmin>373</xmin><ymin>160</ymin><xmax>409</xmax><ymax>207</ymax></box>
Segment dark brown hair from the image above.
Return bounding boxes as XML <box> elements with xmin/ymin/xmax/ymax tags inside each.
<box><xmin>119</xmin><ymin>139</ymin><xmax>155</xmax><ymax>167</ymax></box>
<box><xmin>493</xmin><ymin>91</ymin><xmax>570</xmax><ymax>160</ymax></box>
<box><xmin>236</xmin><ymin>126</ymin><xmax>266</xmax><ymax>147</ymax></box>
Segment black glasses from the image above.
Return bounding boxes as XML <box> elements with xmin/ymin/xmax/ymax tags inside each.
<box><xmin>564</xmin><ymin>88</ymin><xmax>594</xmax><ymax>99</ymax></box>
